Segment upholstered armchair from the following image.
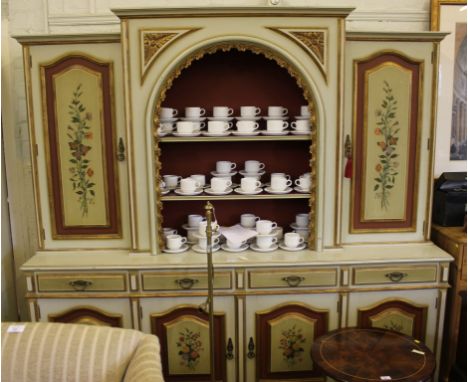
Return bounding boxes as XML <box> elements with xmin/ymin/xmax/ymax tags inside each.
<box><xmin>1</xmin><ymin>322</ymin><xmax>164</xmax><ymax>382</ymax></box>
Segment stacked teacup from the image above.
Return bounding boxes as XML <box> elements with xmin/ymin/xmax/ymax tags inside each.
<box><xmin>175</xmin><ymin>177</ymin><xmax>203</xmax><ymax>196</ymax></box>
<box><xmin>236</xmin><ymin>160</ymin><xmax>265</xmax><ymax>195</ymax></box>
<box><xmin>291</xmin><ymin>105</ymin><xmax>311</xmax><ymax>135</ymax></box>
<box><xmin>192</xmin><ymin>219</ymin><xmax>220</xmax><ymax>253</ymax></box>
<box><xmin>163</xmin><ymin>233</ymin><xmax>188</xmax><ymax>253</ymax></box>
<box><xmin>263</xmin><ymin>106</ymin><xmax>289</xmax><ymax>135</ymax></box>
<box><xmin>234</xmin><ymin>106</ymin><xmax>262</xmax><ymax>136</ymax></box>
<box><xmin>294</xmin><ymin>172</ymin><xmax>311</xmax><ymax>193</ymax></box>
<box><xmin>162</xmin><ymin>174</ymin><xmax>182</xmax><ymax>191</ymax></box>
<box><xmin>291</xmin><ymin>213</ymin><xmax>310</xmax><ymax>243</ymax></box>
<box><xmin>265</xmin><ymin>173</ymin><xmax>293</xmax><ymax>194</ymax></box>
<box><xmin>205</xmin><ymin>106</ymin><xmax>234</xmax><ymax>137</ymax></box>
<box><xmin>183</xmin><ymin>214</ymin><xmax>205</xmax><ymax>244</ymax></box>
<box><xmin>175</xmin><ymin>107</ymin><xmax>206</xmax><ymax>137</ymax></box>
<box><xmin>159</xmin><ymin>107</ymin><xmax>178</xmax><ymax>136</ymax></box>
<box><xmin>252</xmin><ymin>220</ymin><xmax>279</xmax><ymax>252</ymax></box>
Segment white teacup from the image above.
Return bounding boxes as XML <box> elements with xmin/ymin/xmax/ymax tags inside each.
<box><xmin>187</xmin><ymin>230</ymin><xmax>199</xmax><ymax>243</ymax></box>
<box><xmin>284</xmin><ymin>232</ymin><xmax>304</xmax><ymax>248</ymax></box>
<box><xmin>198</xmin><ymin>220</ymin><xmax>219</xmax><ymax>236</ymax></box>
<box><xmin>243</xmin><ymin>173</ymin><xmax>261</xmax><ymax>181</ymax></box>
<box><xmin>266</xmin><ymin>120</ymin><xmax>289</xmax><ymax>133</ymax></box>
<box><xmin>159</xmin><ymin>122</ymin><xmax>175</xmax><ymax>133</ymax></box>
<box><xmin>160</xmin><ymin>107</ymin><xmax>178</xmax><ymax>119</ymax></box>
<box><xmin>293</xmin><ymin>228</ymin><xmax>309</xmax><ymax>241</ymax></box>
<box><xmin>271</xmin><ymin>173</ymin><xmax>291</xmax><ymax>180</ymax></box>
<box><xmin>163</xmin><ymin>175</ymin><xmax>182</xmax><ymax>189</ymax></box>
<box><xmin>241</xmin><ymin>177</ymin><xmax>261</xmax><ymax>193</ymax></box>
<box><xmin>213</xmin><ymin>106</ymin><xmax>234</xmax><ymax>118</ymax></box>
<box><xmin>236</xmin><ymin>120</ymin><xmax>259</xmax><ymax>134</ymax></box>
<box><xmin>163</xmin><ymin>227</ymin><xmax>177</xmax><ymax>237</ymax></box>
<box><xmin>302</xmin><ymin>172</ymin><xmax>311</xmax><ymax>179</ymax></box>
<box><xmin>300</xmin><ymin>105</ymin><xmax>311</xmax><ymax>117</ymax></box>
<box><xmin>216</xmin><ymin>161</ymin><xmax>236</xmax><ymax>174</ymax></box>
<box><xmin>268</xmin><ymin>106</ymin><xmax>288</xmax><ymax>117</ymax></box>
<box><xmin>226</xmin><ymin>239</ymin><xmax>247</xmax><ymax>249</ymax></box>
<box><xmin>244</xmin><ymin>160</ymin><xmax>265</xmax><ymax>173</ymax></box>
<box><xmin>177</xmin><ymin>121</ymin><xmax>198</xmax><ymax>134</ymax></box>
<box><xmin>190</xmin><ymin>174</ymin><xmax>206</xmax><ymax>188</ymax></box>
<box><xmin>256</xmin><ymin>220</ymin><xmax>277</xmax><ymax>235</ymax></box>
<box><xmin>180</xmin><ymin>177</ymin><xmax>201</xmax><ymax>193</ymax></box>
<box><xmin>240</xmin><ymin>106</ymin><xmax>261</xmax><ymax>117</ymax></box>
<box><xmin>188</xmin><ymin>214</ymin><xmax>204</xmax><ymax>228</ymax></box>
<box><xmin>240</xmin><ymin>213</ymin><xmax>260</xmax><ymax>228</ymax></box>
<box><xmin>295</xmin><ymin>213</ymin><xmax>309</xmax><ymax>228</ymax></box>
<box><xmin>291</xmin><ymin>120</ymin><xmax>311</xmax><ymax>132</ymax></box>
<box><xmin>271</xmin><ymin>176</ymin><xmax>292</xmax><ymax>191</ymax></box>
<box><xmin>192</xmin><ymin>121</ymin><xmax>206</xmax><ymax>130</ymax></box>
<box><xmin>274</xmin><ymin>226</ymin><xmax>284</xmax><ymax>240</ymax></box>
<box><xmin>166</xmin><ymin>234</ymin><xmax>187</xmax><ymax>250</ymax></box>
<box><xmin>185</xmin><ymin>107</ymin><xmax>206</xmax><ymax>118</ymax></box>
<box><xmin>257</xmin><ymin>235</ymin><xmax>278</xmax><ymax>249</ymax></box>
<box><xmin>211</xmin><ymin>177</ymin><xmax>232</xmax><ymax>192</ymax></box>
<box><xmin>198</xmin><ymin>236</ymin><xmax>220</xmax><ymax>250</ymax></box>
<box><xmin>295</xmin><ymin>176</ymin><xmax>310</xmax><ymax>191</ymax></box>
<box><xmin>208</xmin><ymin>121</ymin><xmax>232</xmax><ymax>134</ymax></box>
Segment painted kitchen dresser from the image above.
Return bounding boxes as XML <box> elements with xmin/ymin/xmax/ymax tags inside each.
<box><xmin>17</xmin><ymin>7</ymin><xmax>451</xmax><ymax>382</ymax></box>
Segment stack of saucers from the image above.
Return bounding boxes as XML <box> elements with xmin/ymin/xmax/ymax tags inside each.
<box><xmin>236</xmin><ymin>160</ymin><xmax>265</xmax><ymax>195</ymax></box>
<box><xmin>191</xmin><ymin>220</ymin><xmax>221</xmax><ymax>253</ymax></box>
<box><xmin>291</xmin><ymin>105</ymin><xmax>312</xmax><ymax>135</ymax></box>
<box><xmin>158</xmin><ymin>107</ymin><xmax>178</xmax><ymax>136</ymax></box>
<box><xmin>174</xmin><ymin>106</ymin><xmax>206</xmax><ymax>137</ymax></box>
<box><xmin>250</xmin><ymin>219</ymin><xmax>279</xmax><ymax>252</ymax></box>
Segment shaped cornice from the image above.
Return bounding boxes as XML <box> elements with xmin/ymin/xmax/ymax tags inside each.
<box><xmin>267</xmin><ymin>27</ymin><xmax>328</xmax><ymax>82</ymax></box>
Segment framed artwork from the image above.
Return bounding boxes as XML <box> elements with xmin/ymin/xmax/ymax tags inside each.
<box><xmin>41</xmin><ymin>54</ymin><xmax>121</xmax><ymax>239</ymax></box>
<box><xmin>431</xmin><ymin>0</ymin><xmax>467</xmax><ymax>176</ymax></box>
<box><xmin>351</xmin><ymin>52</ymin><xmax>422</xmax><ymax>232</ymax></box>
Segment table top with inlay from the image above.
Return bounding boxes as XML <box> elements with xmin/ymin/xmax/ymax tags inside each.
<box><xmin>311</xmin><ymin>328</ymin><xmax>435</xmax><ymax>382</ymax></box>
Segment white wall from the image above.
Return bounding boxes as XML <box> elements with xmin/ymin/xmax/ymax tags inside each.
<box><xmin>2</xmin><ymin>0</ymin><xmax>432</xmax><ymax>320</ymax></box>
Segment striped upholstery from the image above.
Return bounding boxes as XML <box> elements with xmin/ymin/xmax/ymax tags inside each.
<box><xmin>1</xmin><ymin>322</ymin><xmax>164</xmax><ymax>382</ymax></box>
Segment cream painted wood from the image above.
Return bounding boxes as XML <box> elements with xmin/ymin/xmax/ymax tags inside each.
<box><xmin>141</xmin><ymin>270</ymin><xmax>233</xmax><ymax>291</ymax></box>
<box><xmin>36</xmin><ymin>297</ymin><xmax>134</xmax><ymax>328</ymax></box>
<box><xmin>341</xmin><ymin>34</ymin><xmax>442</xmax><ymax>243</ymax></box>
<box><xmin>352</xmin><ymin>264</ymin><xmax>437</xmax><ymax>285</ymax></box>
<box><xmin>247</xmin><ymin>267</ymin><xmax>338</xmax><ymax>289</ymax></box>
<box><xmin>244</xmin><ymin>293</ymin><xmax>340</xmax><ymax>381</ymax></box>
<box><xmin>23</xmin><ymin>39</ymin><xmax>131</xmax><ymax>249</ymax></box>
<box><xmin>139</xmin><ymin>295</ymin><xmax>237</xmax><ymax>381</ymax></box>
<box><xmin>36</xmin><ymin>272</ymin><xmax>128</xmax><ymax>292</ymax></box>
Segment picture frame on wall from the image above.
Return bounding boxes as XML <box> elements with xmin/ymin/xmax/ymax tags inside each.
<box><xmin>431</xmin><ymin>0</ymin><xmax>467</xmax><ymax>176</ymax></box>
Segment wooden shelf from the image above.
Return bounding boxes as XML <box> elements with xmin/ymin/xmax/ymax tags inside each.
<box><xmin>159</xmin><ymin>134</ymin><xmax>311</xmax><ymax>143</ymax></box>
<box><xmin>161</xmin><ymin>193</ymin><xmax>311</xmax><ymax>201</ymax></box>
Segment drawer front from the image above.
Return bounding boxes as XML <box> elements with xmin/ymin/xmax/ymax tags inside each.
<box><xmin>142</xmin><ymin>271</ymin><xmax>232</xmax><ymax>291</ymax></box>
<box><xmin>37</xmin><ymin>273</ymin><xmax>127</xmax><ymax>292</ymax></box>
<box><xmin>353</xmin><ymin>265</ymin><xmax>437</xmax><ymax>285</ymax></box>
<box><xmin>248</xmin><ymin>269</ymin><xmax>337</xmax><ymax>289</ymax></box>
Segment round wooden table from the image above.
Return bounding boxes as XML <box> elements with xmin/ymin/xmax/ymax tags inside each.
<box><xmin>311</xmin><ymin>328</ymin><xmax>436</xmax><ymax>382</ymax></box>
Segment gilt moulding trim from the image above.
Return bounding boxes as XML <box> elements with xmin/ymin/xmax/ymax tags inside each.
<box><xmin>140</xmin><ymin>28</ymin><xmax>201</xmax><ymax>85</ymax></box>
<box><xmin>267</xmin><ymin>27</ymin><xmax>328</xmax><ymax>82</ymax></box>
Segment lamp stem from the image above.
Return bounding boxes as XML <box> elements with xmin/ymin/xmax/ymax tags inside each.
<box><xmin>205</xmin><ymin>201</ymin><xmax>216</xmax><ymax>382</ymax></box>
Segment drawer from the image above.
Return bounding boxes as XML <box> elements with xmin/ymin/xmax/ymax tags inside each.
<box><xmin>353</xmin><ymin>265</ymin><xmax>437</xmax><ymax>285</ymax></box>
<box><xmin>248</xmin><ymin>268</ymin><xmax>337</xmax><ymax>289</ymax></box>
<box><xmin>142</xmin><ymin>271</ymin><xmax>232</xmax><ymax>291</ymax></box>
<box><xmin>37</xmin><ymin>273</ymin><xmax>127</xmax><ymax>292</ymax></box>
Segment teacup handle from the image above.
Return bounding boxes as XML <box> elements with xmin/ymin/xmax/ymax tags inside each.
<box><xmin>255</xmin><ymin>181</ymin><xmax>262</xmax><ymax>188</ymax></box>
<box><xmin>172</xmin><ymin>109</ymin><xmax>178</xmax><ymax>117</ymax></box>
<box><xmin>181</xmin><ymin>237</ymin><xmax>187</xmax><ymax>244</ymax></box>
<box><xmin>171</xmin><ymin>229</ymin><xmax>178</xmax><ymax>235</ymax></box>
<box><xmin>230</xmin><ymin>163</ymin><xmax>237</xmax><ymax>170</ymax></box>
<box><xmin>194</xmin><ymin>181</ymin><xmax>202</xmax><ymax>188</ymax></box>
<box><xmin>226</xmin><ymin>122</ymin><xmax>233</xmax><ymax>129</ymax></box>
<box><xmin>212</xmin><ymin>238</ymin><xmax>220</xmax><ymax>245</ymax></box>
<box><xmin>282</xmin><ymin>108</ymin><xmax>288</xmax><ymax>116</ymax></box>
<box><xmin>282</xmin><ymin>121</ymin><xmax>289</xmax><ymax>129</ymax></box>
<box><xmin>255</xmin><ymin>107</ymin><xmax>261</xmax><ymax>115</ymax></box>
<box><xmin>200</xmin><ymin>108</ymin><xmax>206</xmax><ymax>116</ymax></box>
<box><xmin>272</xmin><ymin>237</ymin><xmax>278</xmax><ymax>244</ymax></box>
<box><xmin>199</xmin><ymin>122</ymin><xmax>206</xmax><ymax>129</ymax></box>
<box><xmin>295</xmin><ymin>178</ymin><xmax>302</xmax><ymax>186</ymax></box>
<box><xmin>177</xmin><ymin>176</ymin><xmax>182</xmax><ymax>182</ymax></box>
<box><xmin>285</xmin><ymin>180</ymin><xmax>293</xmax><ymax>187</ymax></box>
<box><xmin>291</xmin><ymin>121</ymin><xmax>297</xmax><ymax>128</ymax></box>
<box><xmin>298</xmin><ymin>237</ymin><xmax>305</xmax><ymax>244</ymax></box>
<box><xmin>271</xmin><ymin>222</ymin><xmax>278</xmax><ymax>230</ymax></box>
<box><xmin>259</xmin><ymin>163</ymin><xmax>266</xmax><ymax>170</ymax></box>
<box><xmin>286</xmin><ymin>175</ymin><xmax>291</xmax><ymax>180</ymax></box>
<box><xmin>226</xmin><ymin>180</ymin><xmax>233</xmax><ymax>187</ymax></box>
<box><xmin>227</xmin><ymin>108</ymin><xmax>234</xmax><ymax>116</ymax></box>
<box><xmin>253</xmin><ymin>122</ymin><xmax>259</xmax><ymax>129</ymax></box>
<box><xmin>255</xmin><ymin>216</ymin><xmax>260</xmax><ymax>222</ymax></box>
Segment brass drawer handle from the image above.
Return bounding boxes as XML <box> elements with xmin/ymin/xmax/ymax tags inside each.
<box><xmin>226</xmin><ymin>337</ymin><xmax>234</xmax><ymax>360</ymax></box>
<box><xmin>282</xmin><ymin>275</ymin><xmax>305</xmax><ymax>287</ymax></box>
<box><xmin>175</xmin><ymin>278</ymin><xmax>199</xmax><ymax>290</ymax></box>
<box><xmin>69</xmin><ymin>279</ymin><xmax>93</xmax><ymax>291</ymax></box>
<box><xmin>247</xmin><ymin>337</ymin><xmax>255</xmax><ymax>359</ymax></box>
<box><xmin>385</xmin><ymin>272</ymin><xmax>408</xmax><ymax>283</ymax></box>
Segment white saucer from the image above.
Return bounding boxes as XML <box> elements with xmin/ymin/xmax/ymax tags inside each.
<box><xmin>290</xmin><ymin>223</ymin><xmax>310</xmax><ymax>230</ymax></box>
<box><xmin>202</xmin><ymin>131</ymin><xmax>231</xmax><ymax>137</ymax></box>
<box><xmin>235</xmin><ymin>116</ymin><xmax>262</xmax><ymax>121</ymax></box>
<box><xmin>250</xmin><ymin>243</ymin><xmax>279</xmax><ymax>252</ymax></box>
<box><xmin>163</xmin><ymin>244</ymin><xmax>189</xmax><ymax>254</ymax></box>
<box><xmin>182</xmin><ymin>223</ymin><xmax>200</xmax><ymax>231</ymax></box>
<box><xmin>174</xmin><ymin>188</ymin><xmax>203</xmax><ymax>196</ymax></box>
<box><xmin>294</xmin><ymin>115</ymin><xmax>311</xmax><ymax>120</ymax></box>
<box><xmin>264</xmin><ymin>186</ymin><xmax>292</xmax><ymax>194</ymax></box>
<box><xmin>256</xmin><ymin>232</ymin><xmax>277</xmax><ymax>238</ymax></box>
<box><xmin>260</xmin><ymin>131</ymin><xmax>289</xmax><ymax>136</ymax></box>
<box><xmin>173</xmin><ymin>131</ymin><xmax>201</xmax><ymax>137</ymax></box>
<box><xmin>221</xmin><ymin>243</ymin><xmax>249</xmax><ymax>252</ymax></box>
<box><xmin>204</xmin><ymin>187</ymin><xmax>233</xmax><ymax>195</ymax></box>
<box><xmin>191</xmin><ymin>231</ymin><xmax>221</xmax><ymax>239</ymax></box>
<box><xmin>207</xmin><ymin>116</ymin><xmax>234</xmax><ymax>121</ymax></box>
<box><xmin>234</xmin><ymin>187</ymin><xmax>263</xmax><ymax>195</ymax></box>
<box><xmin>159</xmin><ymin>117</ymin><xmax>178</xmax><ymax>123</ymax></box>
<box><xmin>232</xmin><ymin>131</ymin><xmax>261</xmax><ymax>136</ymax></box>
<box><xmin>262</xmin><ymin>116</ymin><xmax>289</xmax><ymax>121</ymax></box>
<box><xmin>160</xmin><ymin>188</ymin><xmax>170</xmax><ymax>195</ymax></box>
<box><xmin>290</xmin><ymin>130</ymin><xmax>311</xmax><ymax>135</ymax></box>
<box><xmin>210</xmin><ymin>170</ymin><xmax>237</xmax><ymax>177</ymax></box>
<box><xmin>239</xmin><ymin>170</ymin><xmax>265</xmax><ymax>177</ymax></box>
<box><xmin>158</xmin><ymin>130</ymin><xmax>173</xmax><ymax>137</ymax></box>
<box><xmin>294</xmin><ymin>186</ymin><xmax>310</xmax><ymax>193</ymax></box>
<box><xmin>179</xmin><ymin>117</ymin><xmax>206</xmax><ymax>122</ymax></box>
<box><xmin>279</xmin><ymin>242</ymin><xmax>307</xmax><ymax>251</ymax></box>
<box><xmin>192</xmin><ymin>244</ymin><xmax>220</xmax><ymax>253</ymax></box>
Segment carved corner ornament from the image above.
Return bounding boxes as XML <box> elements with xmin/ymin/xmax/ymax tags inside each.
<box><xmin>267</xmin><ymin>27</ymin><xmax>328</xmax><ymax>82</ymax></box>
<box><xmin>140</xmin><ymin>28</ymin><xmax>201</xmax><ymax>84</ymax></box>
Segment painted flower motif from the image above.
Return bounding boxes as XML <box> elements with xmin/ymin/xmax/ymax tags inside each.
<box><xmin>373</xmin><ymin>80</ymin><xmax>400</xmax><ymax>210</ymax></box>
<box><xmin>176</xmin><ymin>328</ymin><xmax>204</xmax><ymax>369</ymax></box>
<box><xmin>67</xmin><ymin>84</ymin><xmax>95</xmax><ymax>217</ymax></box>
<box><xmin>374</xmin><ymin>128</ymin><xmax>382</xmax><ymax>135</ymax></box>
<box><xmin>278</xmin><ymin>325</ymin><xmax>306</xmax><ymax>367</ymax></box>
